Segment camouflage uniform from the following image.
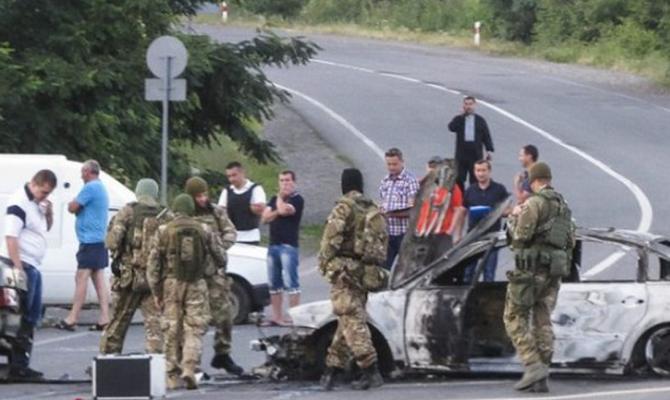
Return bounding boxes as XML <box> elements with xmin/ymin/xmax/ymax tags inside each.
<box><xmin>147</xmin><ymin>204</ymin><xmax>228</xmax><ymax>388</ymax></box>
<box><xmin>193</xmin><ymin>204</ymin><xmax>236</xmax><ymax>356</ymax></box>
<box><xmin>100</xmin><ymin>197</ymin><xmax>162</xmax><ymax>354</ymax></box>
<box><xmin>319</xmin><ymin>191</ymin><xmax>380</xmax><ymax>370</ymax></box>
<box><xmin>504</xmin><ymin>186</ymin><xmax>571</xmax><ymax>367</ymax></box>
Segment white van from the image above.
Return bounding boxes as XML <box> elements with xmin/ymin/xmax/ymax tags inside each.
<box><xmin>0</xmin><ymin>154</ymin><xmax>269</xmax><ymax>323</ymax></box>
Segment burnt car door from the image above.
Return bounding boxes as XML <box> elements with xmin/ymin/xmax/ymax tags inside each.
<box><xmin>552</xmin><ymin>236</ymin><xmax>649</xmax><ymax>369</ymax></box>
<box><xmin>399</xmin><ymin>199</ymin><xmax>511</xmax><ymax>371</ymax></box>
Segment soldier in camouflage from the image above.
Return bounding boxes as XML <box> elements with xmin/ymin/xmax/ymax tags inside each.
<box><xmin>100</xmin><ymin>178</ymin><xmax>163</xmax><ymax>354</ymax></box>
<box><xmin>147</xmin><ymin>194</ymin><xmax>228</xmax><ymax>390</ymax></box>
<box><xmin>504</xmin><ymin>162</ymin><xmax>575</xmax><ymax>393</ymax></box>
<box><xmin>184</xmin><ymin>177</ymin><xmax>243</xmax><ymax>375</ymax></box>
<box><xmin>318</xmin><ymin>168</ymin><xmax>388</xmax><ymax>391</ymax></box>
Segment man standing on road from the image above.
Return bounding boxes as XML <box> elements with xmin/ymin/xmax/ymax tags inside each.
<box><xmin>218</xmin><ymin>162</ymin><xmax>266</xmax><ymax>245</ymax></box>
<box><xmin>514</xmin><ymin>144</ymin><xmax>539</xmax><ymax>205</ymax></box>
<box><xmin>59</xmin><ymin>160</ymin><xmax>110</xmax><ymax>331</ymax></box>
<box><xmin>462</xmin><ymin>160</ymin><xmax>509</xmax><ymax>283</ymax></box>
<box><xmin>261</xmin><ymin>171</ymin><xmax>304</xmax><ymax>326</ymax></box>
<box><xmin>185</xmin><ymin>177</ymin><xmax>243</xmax><ymax>376</ymax></box>
<box><xmin>319</xmin><ymin>168</ymin><xmax>387</xmax><ymax>391</ymax></box>
<box><xmin>504</xmin><ymin>162</ymin><xmax>575</xmax><ymax>393</ymax></box>
<box><xmin>378</xmin><ymin>148</ymin><xmax>420</xmax><ymax>270</ymax></box>
<box><xmin>448</xmin><ymin>96</ymin><xmax>494</xmax><ymax>189</ymax></box>
<box><xmin>1</xmin><ymin>170</ymin><xmax>57</xmax><ymax>380</ymax></box>
<box><xmin>100</xmin><ymin>178</ymin><xmax>163</xmax><ymax>355</ymax></box>
<box><xmin>147</xmin><ymin>194</ymin><xmax>228</xmax><ymax>390</ymax></box>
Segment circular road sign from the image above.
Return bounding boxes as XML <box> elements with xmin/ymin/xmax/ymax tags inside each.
<box><xmin>146</xmin><ymin>36</ymin><xmax>188</xmax><ymax>79</ymax></box>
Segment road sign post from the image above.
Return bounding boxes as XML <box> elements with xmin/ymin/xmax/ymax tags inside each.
<box><xmin>145</xmin><ymin>36</ymin><xmax>188</xmax><ymax>205</ymax></box>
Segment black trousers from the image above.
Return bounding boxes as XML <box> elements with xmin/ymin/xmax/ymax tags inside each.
<box><xmin>457</xmin><ymin>158</ymin><xmax>477</xmax><ymax>190</ymax></box>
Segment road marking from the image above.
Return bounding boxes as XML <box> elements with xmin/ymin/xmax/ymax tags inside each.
<box><xmin>274</xmin><ymin>83</ymin><xmax>385</xmax><ymax>160</ymax></box>
<box><xmin>34</xmin><ymin>331</ymin><xmax>91</xmax><ymax>347</ymax></box>
<box><xmin>306</xmin><ymin>58</ymin><xmax>654</xmax><ymax>277</ymax></box>
<box><xmin>462</xmin><ymin>385</ymin><xmax>670</xmax><ymax>400</ymax></box>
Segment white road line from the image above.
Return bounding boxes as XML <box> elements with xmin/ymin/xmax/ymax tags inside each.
<box><xmin>306</xmin><ymin>58</ymin><xmax>654</xmax><ymax>277</ymax></box>
<box><xmin>34</xmin><ymin>331</ymin><xmax>91</xmax><ymax>347</ymax></box>
<box><xmin>274</xmin><ymin>83</ymin><xmax>385</xmax><ymax>160</ymax></box>
<box><xmin>462</xmin><ymin>385</ymin><xmax>670</xmax><ymax>400</ymax></box>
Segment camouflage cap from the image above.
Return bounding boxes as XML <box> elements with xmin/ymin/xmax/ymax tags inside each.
<box><xmin>529</xmin><ymin>162</ymin><xmax>552</xmax><ymax>182</ymax></box>
<box><xmin>135</xmin><ymin>178</ymin><xmax>159</xmax><ymax>200</ymax></box>
<box><xmin>185</xmin><ymin>176</ymin><xmax>208</xmax><ymax>197</ymax></box>
<box><xmin>172</xmin><ymin>193</ymin><xmax>195</xmax><ymax>216</ymax></box>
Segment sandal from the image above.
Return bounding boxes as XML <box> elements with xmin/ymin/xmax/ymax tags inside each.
<box><xmin>259</xmin><ymin>320</ymin><xmax>282</xmax><ymax>327</ymax></box>
<box><xmin>89</xmin><ymin>323</ymin><xmax>108</xmax><ymax>331</ymax></box>
<box><xmin>55</xmin><ymin>319</ymin><xmax>76</xmax><ymax>331</ymax></box>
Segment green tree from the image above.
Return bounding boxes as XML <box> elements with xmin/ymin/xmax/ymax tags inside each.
<box><xmin>0</xmin><ymin>0</ymin><xmax>319</xmax><ymax>184</ymax></box>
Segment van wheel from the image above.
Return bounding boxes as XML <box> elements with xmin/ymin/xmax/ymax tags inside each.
<box><xmin>645</xmin><ymin>326</ymin><xmax>670</xmax><ymax>376</ymax></box>
<box><xmin>230</xmin><ymin>279</ymin><xmax>251</xmax><ymax>325</ymax></box>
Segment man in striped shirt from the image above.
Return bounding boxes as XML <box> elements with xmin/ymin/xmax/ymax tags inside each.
<box><xmin>378</xmin><ymin>148</ymin><xmax>420</xmax><ymax>270</ymax></box>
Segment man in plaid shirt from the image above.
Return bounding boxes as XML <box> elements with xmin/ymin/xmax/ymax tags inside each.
<box><xmin>378</xmin><ymin>148</ymin><xmax>420</xmax><ymax>269</ymax></box>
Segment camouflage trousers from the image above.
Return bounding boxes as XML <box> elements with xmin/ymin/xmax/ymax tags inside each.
<box><xmin>100</xmin><ymin>285</ymin><xmax>162</xmax><ymax>354</ymax></box>
<box><xmin>325</xmin><ymin>281</ymin><xmax>377</xmax><ymax>370</ymax></box>
<box><xmin>207</xmin><ymin>273</ymin><xmax>233</xmax><ymax>355</ymax></box>
<box><xmin>162</xmin><ymin>278</ymin><xmax>211</xmax><ymax>378</ymax></box>
<box><xmin>503</xmin><ymin>266</ymin><xmax>560</xmax><ymax>366</ymax></box>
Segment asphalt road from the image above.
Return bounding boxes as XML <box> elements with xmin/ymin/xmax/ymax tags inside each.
<box><xmin>4</xmin><ymin>24</ymin><xmax>670</xmax><ymax>399</ymax></box>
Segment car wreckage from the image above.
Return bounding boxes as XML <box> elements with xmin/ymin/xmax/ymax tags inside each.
<box><xmin>251</xmin><ymin>165</ymin><xmax>670</xmax><ymax>380</ymax></box>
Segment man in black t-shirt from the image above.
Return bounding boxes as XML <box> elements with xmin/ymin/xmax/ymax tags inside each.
<box><xmin>463</xmin><ymin>160</ymin><xmax>509</xmax><ymax>283</ymax></box>
<box><xmin>261</xmin><ymin>170</ymin><xmax>304</xmax><ymax>326</ymax></box>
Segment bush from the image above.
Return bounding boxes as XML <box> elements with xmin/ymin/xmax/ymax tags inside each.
<box><xmin>241</xmin><ymin>0</ymin><xmax>308</xmax><ymax>18</ymax></box>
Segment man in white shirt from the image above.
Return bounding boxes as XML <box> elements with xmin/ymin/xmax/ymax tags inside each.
<box><xmin>218</xmin><ymin>162</ymin><xmax>266</xmax><ymax>245</ymax></box>
<box><xmin>1</xmin><ymin>169</ymin><xmax>57</xmax><ymax>381</ymax></box>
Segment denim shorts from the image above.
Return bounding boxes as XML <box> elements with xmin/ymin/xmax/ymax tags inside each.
<box><xmin>76</xmin><ymin>242</ymin><xmax>109</xmax><ymax>269</ymax></box>
<box><xmin>267</xmin><ymin>244</ymin><xmax>300</xmax><ymax>294</ymax></box>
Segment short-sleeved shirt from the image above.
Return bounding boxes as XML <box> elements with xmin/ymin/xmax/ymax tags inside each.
<box><xmin>75</xmin><ymin>179</ymin><xmax>109</xmax><ymax>244</ymax></box>
<box><xmin>218</xmin><ymin>180</ymin><xmax>266</xmax><ymax>243</ymax></box>
<box><xmin>463</xmin><ymin>180</ymin><xmax>509</xmax><ymax>232</ymax></box>
<box><xmin>0</xmin><ymin>184</ymin><xmax>49</xmax><ymax>267</ymax></box>
<box><xmin>379</xmin><ymin>169</ymin><xmax>420</xmax><ymax>236</ymax></box>
<box><xmin>267</xmin><ymin>192</ymin><xmax>304</xmax><ymax>247</ymax></box>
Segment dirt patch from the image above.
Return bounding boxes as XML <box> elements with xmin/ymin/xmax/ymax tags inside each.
<box><xmin>262</xmin><ymin>103</ymin><xmax>351</xmax><ymax>226</ymax></box>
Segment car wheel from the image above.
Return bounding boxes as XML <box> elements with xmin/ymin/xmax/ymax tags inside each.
<box><xmin>230</xmin><ymin>279</ymin><xmax>251</xmax><ymax>325</ymax></box>
<box><xmin>645</xmin><ymin>326</ymin><xmax>670</xmax><ymax>376</ymax></box>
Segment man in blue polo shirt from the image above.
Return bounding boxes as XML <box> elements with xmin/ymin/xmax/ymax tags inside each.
<box><xmin>463</xmin><ymin>160</ymin><xmax>509</xmax><ymax>283</ymax></box>
<box><xmin>58</xmin><ymin>160</ymin><xmax>110</xmax><ymax>331</ymax></box>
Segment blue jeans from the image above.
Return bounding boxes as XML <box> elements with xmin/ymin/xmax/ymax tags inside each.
<box><xmin>385</xmin><ymin>234</ymin><xmax>404</xmax><ymax>270</ymax></box>
<box><xmin>21</xmin><ymin>264</ymin><xmax>43</xmax><ymax>327</ymax></box>
<box><xmin>267</xmin><ymin>245</ymin><xmax>300</xmax><ymax>294</ymax></box>
<box><xmin>464</xmin><ymin>249</ymin><xmax>499</xmax><ymax>283</ymax></box>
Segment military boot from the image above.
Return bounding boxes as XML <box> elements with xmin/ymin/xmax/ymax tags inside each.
<box><xmin>513</xmin><ymin>362</ymin><xmax>549</xmax><ymax>391</ymax></box>
<box><xmin>320</xmin><ymin>366</ymin><xmax>343</xmax><ymax>391</ymax></box>
<box><xmin>351</xmin><ymin>363</ymin><xmax>383</xmax><ymax>390</ymax></box>
<box><xmin>526</xmin><ymin>377</ymin><xmax>549</xmax><ymax>393</ymax></box>
<box><xmin>211</xmin><ymin>353</ymin><xmax>244</xmax><ymax>376</ymax></box>
<box><xmin>181</xmin><ymin>371</ymin><xmax>198</xmax><ymax>390</ymax></box>
<box><xmin>166</xmin><ymin>375</ymin><xmax>181</xmax><ymax>390</ymax></box>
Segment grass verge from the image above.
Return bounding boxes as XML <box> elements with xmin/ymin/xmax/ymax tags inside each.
<box><xmin>194</xmin><ymin>13</ymin><xmax>670</xmax><ymax>86</ymax></box>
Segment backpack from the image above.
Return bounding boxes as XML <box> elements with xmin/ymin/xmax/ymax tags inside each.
<box><xmin>126</xmin><ymin>203</ymin><xmax>161</xmax><ymax>266</ymax></box>
<box><xmin>535</xmin><ymin>190</ymin><xmax>576</xmax><ymax>277</ymax></box>
<box><xmin>169</xmin><ymin>220</ymin><xmax>206</xmax><ymax>282</ymax></box>
<box><xmin>349</xmin><ymin>197</ymin><xmax>388</xmax><ymax>266</ymax></box>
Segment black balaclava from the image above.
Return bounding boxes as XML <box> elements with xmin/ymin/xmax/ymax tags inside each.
<box><xmin>341</xmin><ymin>168</ymin><xmax>364</xmax><ymax>195</ymax></box>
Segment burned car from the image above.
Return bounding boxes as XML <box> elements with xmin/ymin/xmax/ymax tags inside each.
<box><xmin>251</xmin><ymin>167</ymin><xmax>670</xmax><ymax>380</ymax></box>
<box><xmin>0</xmin><ymin>259</ymin><xmax>26</xmax><ymax>375</ymax></box>
<box><xmin>253</xmin><ymin>225</ymin><xmax>670</xmax><ymax>380</ymax></box>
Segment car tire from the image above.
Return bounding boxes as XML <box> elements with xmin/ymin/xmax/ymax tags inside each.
<box><xmin>230</xmin><ymin>278</ymin><xmax>251</xmax><ymax>325</ymax></box>
<box><xmin>645</xmin><ymin>326</ymin><xmax>670</xmax><ymax>376</ymax></box>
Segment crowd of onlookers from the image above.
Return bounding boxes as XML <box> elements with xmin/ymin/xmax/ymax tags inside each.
<box><xmin>0</xmin><ymin>94</ymin><xmax>542</xmax><ymax>379</ymax></box>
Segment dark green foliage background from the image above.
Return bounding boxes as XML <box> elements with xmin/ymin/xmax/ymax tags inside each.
<box><xmin>0</xmin><ymin>0</ymin><xmax>319</xmax><ymax>186</ymax></box>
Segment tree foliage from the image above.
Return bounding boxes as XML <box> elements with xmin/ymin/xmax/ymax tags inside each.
<box><xmin>0</xmin><ymin>0</ymin><xmax>319</xmax><ymax>184</ymax></box>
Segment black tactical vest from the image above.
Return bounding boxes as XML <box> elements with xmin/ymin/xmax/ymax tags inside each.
<box><xmin>226</xmin><ymin>183</ymin><xmax>260</xmax><ymax>231</ymax></box>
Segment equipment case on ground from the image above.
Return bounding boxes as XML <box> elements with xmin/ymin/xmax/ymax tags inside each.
<box><xmin>92</xmin><ymin>353</ymin><xmax>166</xmax><ymax>399</ymax></box>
